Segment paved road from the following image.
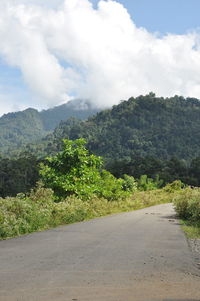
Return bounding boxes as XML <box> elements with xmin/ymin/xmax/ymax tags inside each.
<box><xmin>0</xmin><ymin>203</ymin><xmax>199</xmax><ymax>301</ymax></box>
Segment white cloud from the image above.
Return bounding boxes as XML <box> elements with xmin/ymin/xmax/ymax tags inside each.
<box><xmin>0</xmin><ymin>0</ymin><xmax>200</xmax><ymax>115</ymax></box>
<box><xmin>0</xmin><ymin>92</ymin><xmax>26</xmax><ymax>116</ymax></box>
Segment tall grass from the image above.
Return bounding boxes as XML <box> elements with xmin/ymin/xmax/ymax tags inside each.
<box><xmin>173</xmin><ymin>186</ymin><xmax>200</xmax><ymax>238</ymax></box>
<box><xmin>1</xmin><ymin>181</ymin><xmax>200</xmax><ymax>240</ymax></box>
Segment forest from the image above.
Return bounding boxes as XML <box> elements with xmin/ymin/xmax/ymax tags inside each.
<box><xmin>48</xmin><ymin>93</ymin><xmax>200</xmax><ymax>162</ymax></box>
<box><xmin>1</xmin><ymin>93</ymin><xmax>200</xmax><ymax>197</ymax></box>
<box><xmin>2</xmin><ymin>94</ymin><xmax>200</xmax><ymax>161</ymax></box>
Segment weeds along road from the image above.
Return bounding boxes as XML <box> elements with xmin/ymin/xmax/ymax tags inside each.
<box><xmin>0</xmin><ymin>203</ymin><xmax>199</xmax><ymax>301</ymax></box>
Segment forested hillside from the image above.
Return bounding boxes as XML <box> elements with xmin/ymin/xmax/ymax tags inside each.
<box><xmin>0</xmin><ymin>99</ymin><xmax>99</xmax><ymax>157</ymax></box>
<box><xmin>2</xmin><ymin>93</ymin><xmax>200</xmax><ymax>197</ymax></box>
<box><xmin>0</xmin><ymin>108</ymin><xmax>46</xmax><ymax>156</ymax></box>
<box><xmin>51</xmin><ymin>94</ymin><xmax>200</xmax><ymax>162</ymax></box>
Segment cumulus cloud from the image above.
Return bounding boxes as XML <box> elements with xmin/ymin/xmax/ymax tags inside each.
<box><xmin>0</xmin><ymin>0</ymin><xmax>200</xmax><ymax>114</ymax></box>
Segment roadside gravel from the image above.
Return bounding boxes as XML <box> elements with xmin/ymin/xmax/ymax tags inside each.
<box><xmin>189</xmin><ymin>238</ymin><xmax>200</xmax><ymax>269</ymax></box>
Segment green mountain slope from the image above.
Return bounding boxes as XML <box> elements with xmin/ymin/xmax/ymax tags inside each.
<box><xmin>0</xmin><ymin>108</ymin><xmax>45</xmax><ymax>155</ymax></box>
<box><xmin>50</xmin><ymin>94</ymin><xmax>200</xmax><ymax>162</ymax></box>
<box><xmin>0</xmin><ymin>99</ymin><xmax>99</xmax><ymax>157</ymax></box>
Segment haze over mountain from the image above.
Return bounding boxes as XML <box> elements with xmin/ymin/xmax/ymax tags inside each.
<box><xmin>40</xmin><ymin>99</ymin><xmax>99</xmax><ymax>130</ymax></box>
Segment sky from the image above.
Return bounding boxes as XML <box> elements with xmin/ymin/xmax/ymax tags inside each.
<box><xmin>0</xmin><ymin>0</ymin><xmax>200</xmax><ymax>116</ymax></box>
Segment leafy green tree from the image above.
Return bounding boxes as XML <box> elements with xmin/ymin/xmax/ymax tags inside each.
<box><xmin>40</xmin><ymin>139</ymin><xmax>103</xmax><ymax>200</ymax></box>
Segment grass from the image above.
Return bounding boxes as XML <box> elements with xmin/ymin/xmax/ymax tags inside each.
<box><xmin>172</xmin><ymin>186</ymin><xmax>200</xmax><ymax>239</ymax></box>
<box><xmin>0</xmin><ymin>186</ymin><xmax>174</xmax><ymax>240</ymax></box>
<box><xmin>1</xmin><ymin>183</ymin><xmax>200</xmax><ymax>240</ymax></box>
<box><xmin>180</xmin><ymin>221</ymin><xmax>200</xmax><ymax>239</ymax></box>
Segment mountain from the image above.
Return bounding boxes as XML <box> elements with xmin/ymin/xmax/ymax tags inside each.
<box><xmin>2</xmin><ymin>93</ymin><xmax>200</xmax><ymax>162</ymax></box>
<box><xmin>49</xmin><ymin>94</ymin><xmax>200</xmax><ymax>162</ymax></box>
<box><xmin>2</xmin><ymin>93</ymin><xmax>200</xmax><ymax>197</ymax></box>
<box><xmin>40</xmin><ymin>99</ymin><xmax>99</xmax><ymax>131</ymax></box>
<box><xmin>0</xmin><ymin>99</ymin><xmax>99</xmax><ymax>157</ymax></box>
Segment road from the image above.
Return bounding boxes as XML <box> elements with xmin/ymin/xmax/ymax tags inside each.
<box><xmin>0</xmin><ymin>203</ymin><xmax>199</xmax><ymax>301</ymax></box>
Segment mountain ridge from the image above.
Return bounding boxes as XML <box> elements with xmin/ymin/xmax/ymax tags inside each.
<box><xmin>2</xmin><ymin>93</ymin><xmax>200</xmax><ymax>162</ymax></box>
<box><xmin>0</xmin><ymin>99</ymin><xmax>100</xmax><ymax>157</ymax></box>
<box><xmin>47</xmin><ymin>94</ymin><xmax>200</xmax><ymax>162</ymax></box>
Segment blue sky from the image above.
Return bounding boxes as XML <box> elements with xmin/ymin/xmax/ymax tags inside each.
<box><xmin>0</xmin><ymin>0</ymin><xmax>200</xmax><ymax>116</ymax></box>
<box><xmin>92</xmin><ymin>0</ymin><xmax>200</xmax><ymax>34</ymax></box>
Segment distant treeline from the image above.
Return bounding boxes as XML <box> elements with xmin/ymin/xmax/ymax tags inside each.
<box><xmin>0</xmin><ymin>153</ymin><xmax>39</xmax><ymax>198</ymax></box>
<box><xmin>107</xmin><ymin>156</ymin><xmax>200</xmax><ymax>187</ymax></box>
<box><xmin>1</xmin><ymin>154</ymin><xmax>200</xmax><ymax>198</ymax></box>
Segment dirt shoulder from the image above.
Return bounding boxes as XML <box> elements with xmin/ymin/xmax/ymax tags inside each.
<box><xmin>189</xmin><ymin>238</ymin><xmax>200</xmax><ymax>271</ymax></box>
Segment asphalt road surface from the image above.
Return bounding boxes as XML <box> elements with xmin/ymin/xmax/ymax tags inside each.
<box><xmin>0</xmin><ymin>203</ymin><xmax>199</xmax><ymax>301</ymax></box>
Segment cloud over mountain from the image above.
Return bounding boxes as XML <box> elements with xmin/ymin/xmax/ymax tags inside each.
<box><xmin>0</xmin><ymin>0</ymin><xmax>200</xmax><ymax>114</ymax></box>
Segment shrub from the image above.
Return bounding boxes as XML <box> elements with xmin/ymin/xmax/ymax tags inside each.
<box><xmin>164</xmin><ymin>180</ymin><xmax>184</xmax><ymax>193</ymax></box>
<box><xmin>173</xmin><ymin>187</ymin><xmax>200</xmax><ymax>223</ymax></box>
<box><xmin>94</xmin><ymin>170</ymin><xmax>131</xmax><ymax>201</ymax></box>
<box><xmin>0</xmin><ymin>185</ymin><xmax>54</xmax><ymax>239</ymax></box>
<box><xmin>137</xmin><ymin>175</ymin><xmax>161</xmax><ymax>191</ymax></box>
<box><xmin>122</xmin><ymin>175</ymin><xmax>138</xmax><ymax>192</ymax></box>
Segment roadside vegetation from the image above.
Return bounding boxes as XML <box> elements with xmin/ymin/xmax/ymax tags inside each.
<box><xmin>0</xmin><ymin>139</ymin><xmax>200</xmax><ymax>240</ymax></box>
<box><xmin>173</xmin><ymin>186</ymin><xmax>200</xmax><ymax>238</ymax></box>
<box><xmin>0</xmin><ymin>181</ymin><xmax>185</xmax><ymax>240</ymax></box>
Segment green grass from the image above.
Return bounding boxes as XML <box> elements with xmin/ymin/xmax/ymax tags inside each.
<box><xmin>180</xmin><ymin>221</ymin><xmax>200</xmax><ymax>239</ymax></box>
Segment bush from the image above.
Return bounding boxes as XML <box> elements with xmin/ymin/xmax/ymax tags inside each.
<box><xmin>137</xmin><ymin>175</ymin><xmax>162</xmax><ymax>191</ymax></box>
<box><xmin>173</xmin><ymin>187</ymin><xmax>200</xmax><ymax>223</ymax></box>
<box><xmin>0</xmin><ymin>185</ymin><xmax>54</xmax><ymax>239</ymax></box>
<box><xmin>164</xmin><ymin>180</ymin><xmax>184</xmax><ymax>193</ymax></box>
<box><xmin>122</xmin><ymin>175</ymin><xmax>138</xmax><ymax>192</ymax></box>
<box><xmin>94</xmin><ymin>170</ymin><xmax>131</xmax><ymax>201</ymax></box>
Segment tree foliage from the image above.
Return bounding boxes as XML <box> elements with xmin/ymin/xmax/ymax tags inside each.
<box><xmin>40</xmin><ymin>139</ymin><xmax>132</xmax><ymax>201</ymax></box>
<box><xmin>0</xmin><ymin>153</ymin><xmax>39</xmax><ymax>197</ymax></box>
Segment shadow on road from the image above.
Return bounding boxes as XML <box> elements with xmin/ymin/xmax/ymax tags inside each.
<box><xmin>159</xmin><ymin>213</ymin><xmax>180</xmax><ymax>226</ymax></box>
<box><xmin>159</xmin><ymin>214</ymin><xmax>177</xmax><ymax>219</ymax></box>
<box><xmin>163</xmin><ymin>299</ymin><xmax>200</xmax><ymax>301</ymax></box>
